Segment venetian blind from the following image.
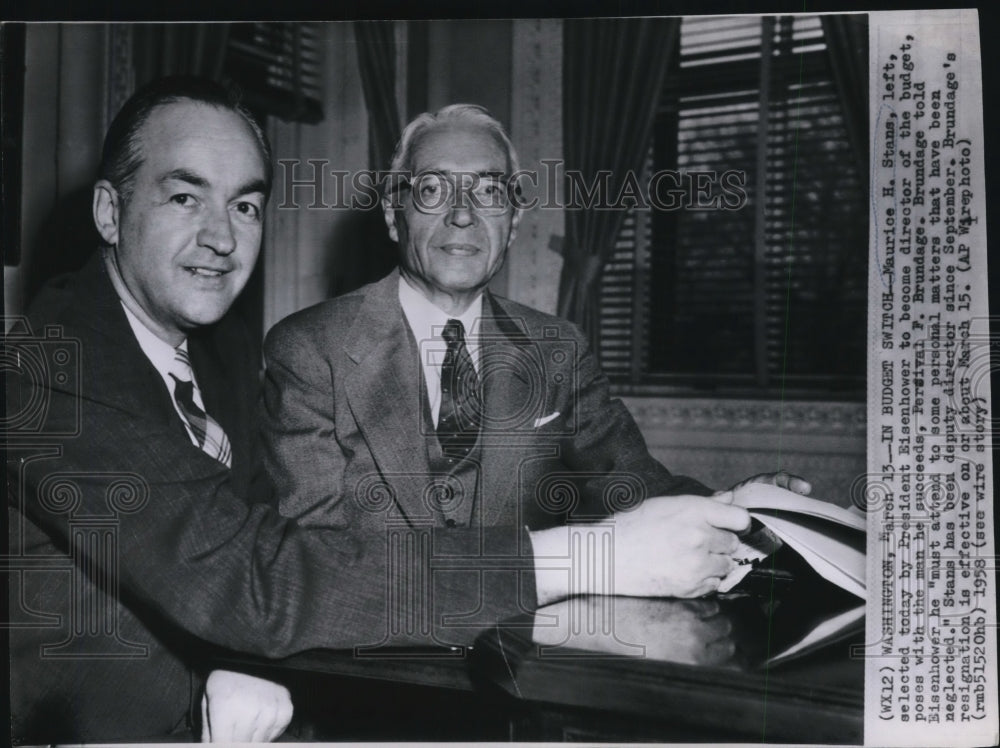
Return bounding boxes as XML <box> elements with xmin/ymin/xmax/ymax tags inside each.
<box><xmin>224</xmin><ymin>23</ymin><xmax>324</xmax><ymax>124</ymax></box>
<box><xmin>600</xmin><ymin>15</ymin><xmax>867</xmax><ymax>397</ymax></box>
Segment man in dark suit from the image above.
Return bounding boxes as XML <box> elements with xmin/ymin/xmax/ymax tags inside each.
<box><xmin>261</xmin><ymin>105</ymin><xmax>781</xmax><ymax>640</ymax></box>
<box><xmin>5</xmin><ymin>80</ymin><xmax>516</xmax><ymax>744</ymax></box>
<box><xmin>6</xmin><ymin>75</ymin><xmax>298</xmax><ymax>744</ymax></box>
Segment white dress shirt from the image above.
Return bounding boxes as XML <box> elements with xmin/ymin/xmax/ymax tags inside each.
<box><xmin>120</xmin><ymin>303</ymin><xmax>206</xmax><ymax>449</ymax></box>
<box><xmin>398</xmin><ymin>276</ymin><xmax>482</xmax><ymax>427</ymax></box>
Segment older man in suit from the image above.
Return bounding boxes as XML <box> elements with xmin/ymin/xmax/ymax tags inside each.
<box><xmin>261</xmin><ymin>105</ymin><xmax>791</xmax><ymax>642</ymax></box>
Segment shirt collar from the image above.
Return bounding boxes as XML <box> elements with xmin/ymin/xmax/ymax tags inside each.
<box><xmin>103</xmin><ymin>249</ymin><xmax>188</xmax><ymax>381</ymax></box>
<box><xmin>398</xmin><ymin>275</ymin><xmax>483</xmax><ymax>343</ymax></box>
<box><xmin>120</xmin><ymin>303</ymin><xmax>188</xmax><ymax>381</ymax></box>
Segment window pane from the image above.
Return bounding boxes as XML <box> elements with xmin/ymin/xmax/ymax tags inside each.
<box><xmin>600</xmin><ymin>14</ymin><xmax>868</xmax><ymax>397</ymax></box>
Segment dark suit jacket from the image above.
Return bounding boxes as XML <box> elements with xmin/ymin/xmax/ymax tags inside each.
<box><xmin>7</xmin><ymin>257</ymin><xmax>505</xmax><ymax>743</ymax></box>
<box><xmin>262</xmin><ymin>271</ymin><xmax>711</xmax><ymax>640</ymax></box>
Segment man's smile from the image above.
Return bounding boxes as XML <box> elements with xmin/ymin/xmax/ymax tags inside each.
<box><xmin>438</xmin><ymin>243</ymin><xmax>481</xmax><ymax>255</ymax></box>
<box><xmin>184</xmin><ymin>265</ymin><xmax>231</xmax><ymax>278</ymax></box>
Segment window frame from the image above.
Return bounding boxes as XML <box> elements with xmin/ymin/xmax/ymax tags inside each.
<box><xmin>600</xmin><ymin>15</ymin><xmax>868</xmax><ymax>402</ymax></box>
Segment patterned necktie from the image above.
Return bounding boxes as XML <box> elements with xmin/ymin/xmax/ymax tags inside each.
<box><xmin>437</xmin><ymin>319</ymin><xmax>483</xmax><ymax>461</ymax></box>
<box><xmin>170</xmin><ymin>347</ymin><xmax>232</xmax><ymax>468</ymax></box>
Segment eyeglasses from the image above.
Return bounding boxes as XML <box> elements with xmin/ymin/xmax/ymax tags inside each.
<box><xmin>388</xmin><ymin>172</ymin><xmax>517</xmax><ymax>215</ymax></box>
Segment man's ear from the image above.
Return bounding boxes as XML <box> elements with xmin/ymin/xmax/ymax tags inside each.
<box><xmin>381</xmin><ymin>197</ymin><xmax>399</xmax><ymax>243</ymax></box>
<box><xmin>507</xmin><ymin>207</ymin><xmax>523</xmax><ymax>247</ymax></box>
<box><xmin>93</xmin><ymin>180</ymin><xmax>121</xmax><ymax>245</ymax></box>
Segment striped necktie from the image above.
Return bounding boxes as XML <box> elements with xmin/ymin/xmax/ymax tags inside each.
<box><xmin>169</xmin><ymin>347</ymin><xmax>232</xmax><ymax>468</ymax></box>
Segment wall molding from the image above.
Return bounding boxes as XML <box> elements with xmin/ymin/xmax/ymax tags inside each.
<box><xmin>622</xmin><ymin>397</ymin><xmax>866</xmax><ymax>436</ymax></box>
<box><xmin>106</xmin><ymin>25</ymin><xmax>133</xmax><ymax>133</ymax></box>
<box><xmin>623</xmin><ymin>397</ymin><xmax>867</xmax><ymax>503</ymax></box>
<box><xmin>508</xmin><ymin>19</ymin><xmax>563</xmax><ymax>313</ymax></box>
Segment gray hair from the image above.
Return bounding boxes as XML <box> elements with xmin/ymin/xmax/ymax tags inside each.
<box><xmin>387</xmin><ymin>104</ymin><xmax>521</xmax><ymax>184</ymax></box>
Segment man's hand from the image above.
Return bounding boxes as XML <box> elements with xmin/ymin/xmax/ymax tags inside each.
<box><xmin>531</xmin><ymin>493</ymin><xmax>750</xmax><ymax>605</ymax></box>
<box><xmin>533</xmin><ymin>597</ymin><xmax>739</xmax><ymax>668</ymax></box>
<box><xmin>724</xmin><ymin>471</ymin><xmax>812</xmax><ymax>496</ymax></box>
<box><xmin>200</xmin><ymin>669</ymin><xmax>293</xmax><ymax>743</ymax></box>
<box><xmin>609</xmin><ymin>492</ymin><xmax>751</xmax><ymax>598</ymax></box>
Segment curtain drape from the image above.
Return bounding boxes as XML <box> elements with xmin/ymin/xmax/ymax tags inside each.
<box><xmin>133</xmin><ymin>24</ymin><xmax>231</xmax><ymax>86</ymax></box>
<box><xmin>557</xmin><ymin>18</ymin><xmax>680</xmax><ymax>344</ymax></box>
<box><xmin>355</xmin><ymin>21</ymin><xmax>402</xmax><ymax>172</ymax></box>
<box><xmin>337</xmin><ymin>21</ymin><xmax>404</xmax><ymax>297</ymax></box>
<box><xmin>820</xmin><ymin>15</ymin><xmax>869</xmax><ymax>177</ymax></box>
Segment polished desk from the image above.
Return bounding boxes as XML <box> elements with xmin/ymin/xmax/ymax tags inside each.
<box><xmin>474</xmin><ymin>596</ymin><xmax>863</xmax><ymax>743</ymax></box>
<box><xmin>221</xmin><ymin>595</ymin><xmax>863</xmax><ymax>743</ymax></box>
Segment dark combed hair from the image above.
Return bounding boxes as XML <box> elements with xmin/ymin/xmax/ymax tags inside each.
<box><xmin>99</xmin><ymin>75</ymin><xmax>273</xmax><ymax>202</ymax></box>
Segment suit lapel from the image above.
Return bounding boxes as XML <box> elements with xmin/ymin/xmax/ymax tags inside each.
<box><xmin>188</xmin><ymin>320</ymin><xmax>253</xmax><ymax>488</ymax></box>
<box><xmin>479</xmin><ymin>294</ymin><xmax>535</xmax><ymax>432</ymax></box>
<box><xmin>189</xmin><ymin>334</ymin><xmax>228</xmax><ymax>431</ymax></box>
<box><xmin>76</xmin><ymin>254</ymin><xmax>241</xmax><ymax>475</ymax></box>
<box><xmin>343</xmin><ymin>272</ymin><xmax>438</xmax><ymax>524</ymax></box>
<box><xmin>73</xmin><ymin>254</ymin><xmax>179</xmax><ymax>431</ymax></box>
<box><xmin>477</xmin><ymin>294</ymin><xmax>545</xmax><ymax>526</ymax></box>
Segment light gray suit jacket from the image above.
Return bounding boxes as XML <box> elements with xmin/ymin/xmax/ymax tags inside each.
<box><xmin>262</xmin><ymin>270</ymin><xmax>711</xmax><ymax>646</ymax></box>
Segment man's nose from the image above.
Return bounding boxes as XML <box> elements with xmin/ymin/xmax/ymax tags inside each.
<box><xmin>445</xmin><ymin>203</ymin><xmax>477</xmax><ymax>228</ymax></box>
<box><xmin>197</xmin><ymin>206</ymin><xmax>237</xmax><ymax>255</ymax></box>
